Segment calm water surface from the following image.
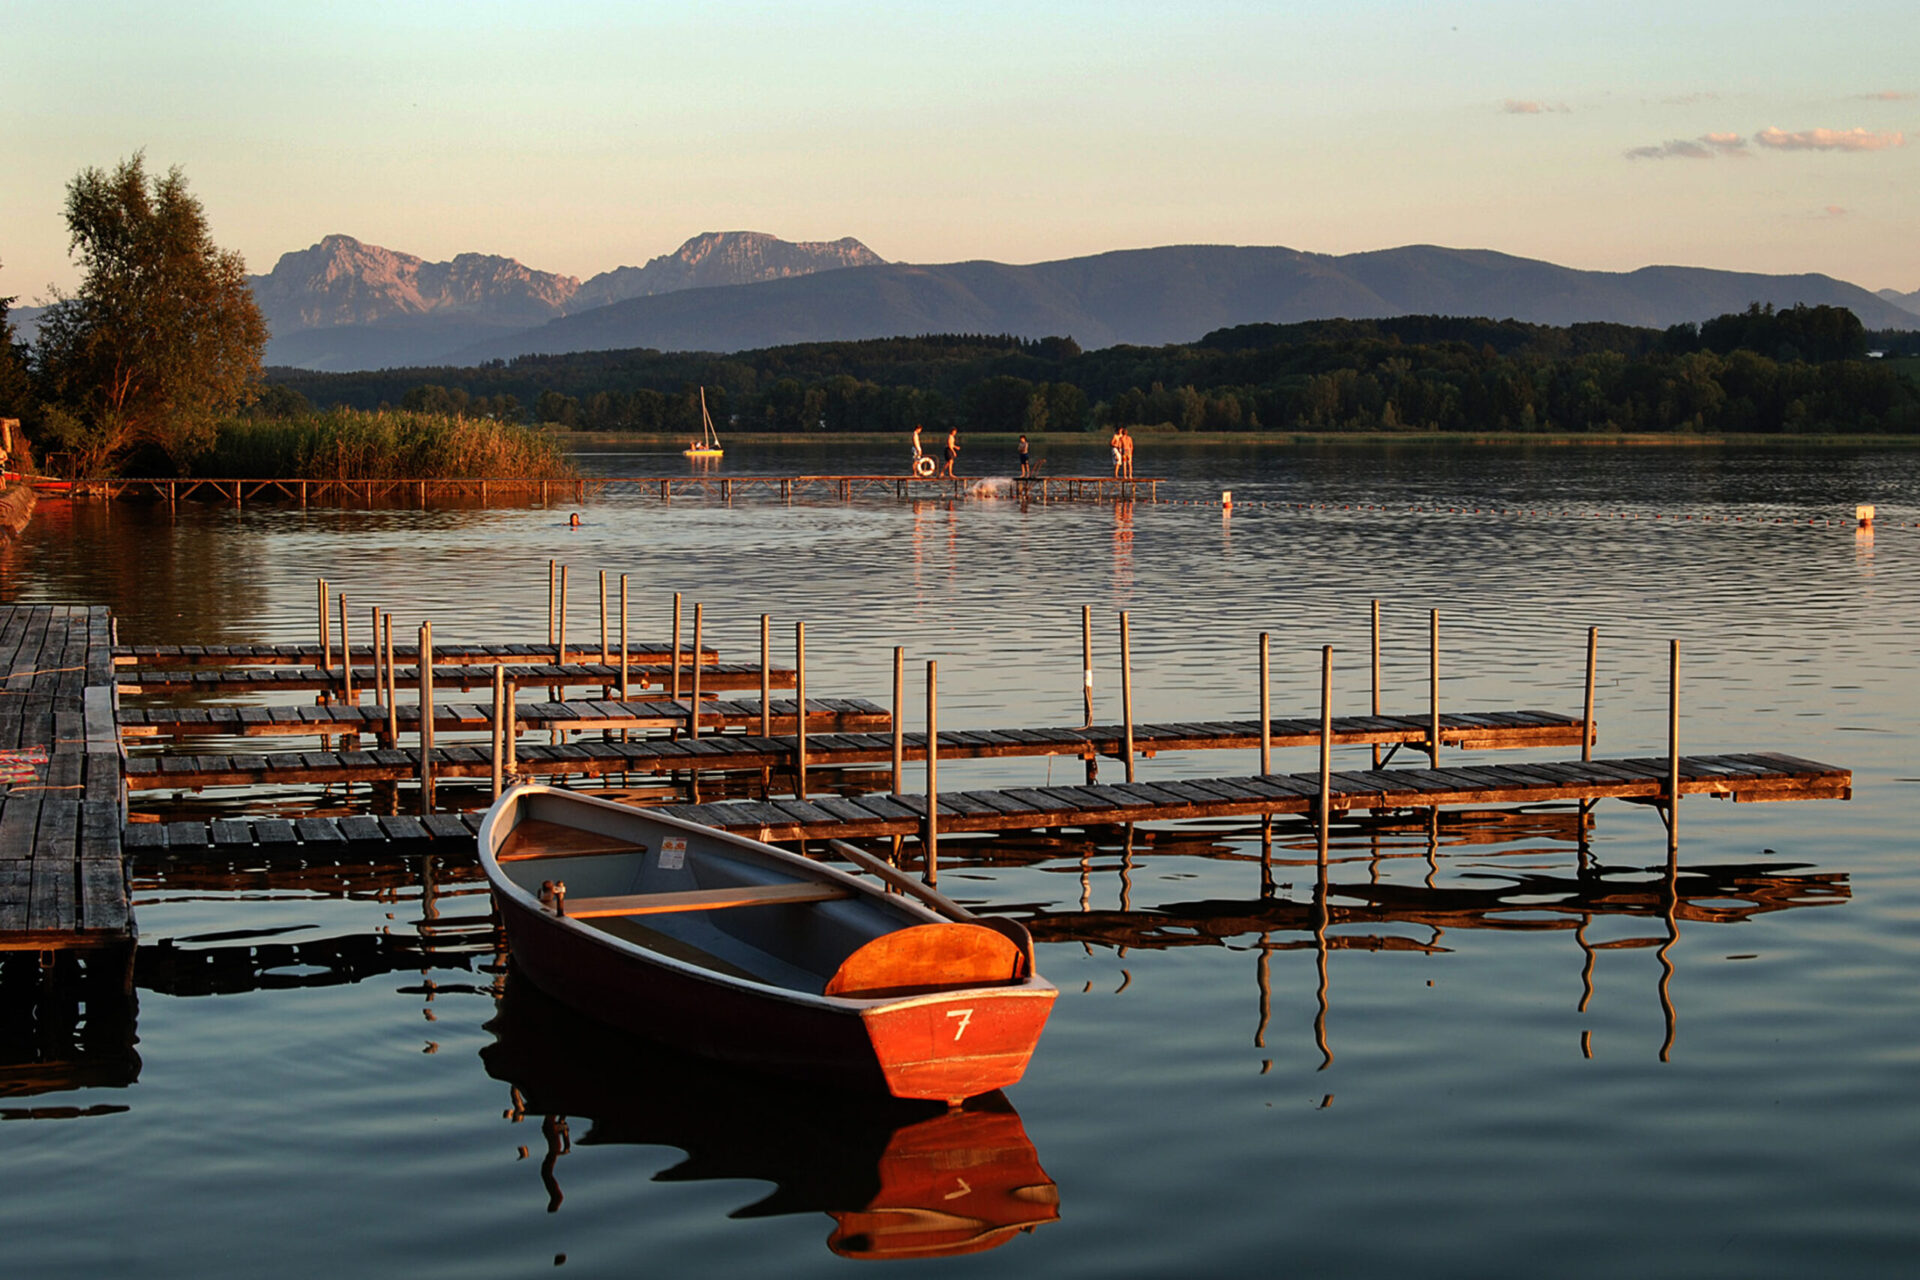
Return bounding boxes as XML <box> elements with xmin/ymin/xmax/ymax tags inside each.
<box><xmin>2</xmin><ymin>440</ymin><xmax>1916</xmax><ymax>1277</ymax></box>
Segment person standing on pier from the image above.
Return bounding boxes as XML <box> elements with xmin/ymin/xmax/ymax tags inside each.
<box><xmin>1121</xmin><ymin>427</ymin><xmax>1135</xmax><ymax>480</ymax></box>
<box><xmin>1017</xmin><ymin>434</ymin><xmax>1031</xmax><ymax>478</ymax></box>
<box><xmin>1110</xmin><ymin>425</ymin><xmax>1124</xmax><ymax>478</ymax></box>
<box><xmin>911</xmin><ymin>423</ymin><xmax>923</xmax><ymax>470</ymax></box>
<box><xmin>942</xmin><ymin>426</ymin><xmax>960</xmax><ymax>477</ymax></box>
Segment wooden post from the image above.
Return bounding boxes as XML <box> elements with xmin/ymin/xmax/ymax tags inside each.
<box><xmin>418</xmin><ymin>621</ymin><xmax>435</xmax><ymax>814</ymax></box>
<box><xmin>504</xmin><ymin>681</ymin><xmax>518</xmax><ymax>781</ymax></box>
<box><xmin>598</xmin><ymin>570</ymin><xmax>608</xmax><ymax>666</ymax></box>
<box><xmin>759</xmin><ymin>615</ymin><xmax>771</xmax><ymax>737</ymax></box>
<box><xmin>338</xmin><ymin>594</ymin><xmax>353</xmax><ymax>703</ymax></box>
<box><xmin>490</xmin><ymin>665</ymin><xmax>506</xmax><ymax>799</ymax></box>
<box><xmin>557</xmin><ymin>565</ymin><xmax>569</xmax><ymax>669</ymax></box>
<box><xmin>1428</xmin><ymin>608</ymin><xmax>1441</xmax><ymax>767</ymax></box>
<box><xmin>794</xmin><ymin>620</ymin><xmax>808</xmax><ymax>799</ymax></box>
<box><xmin>1668</xmin><ymin>638</ymin><xmax>1680</xmax><ymax>850</ymax></box>
<box><xmin>318</xmin><ymin>579</ymin><xmax>331</xmax><ymax>678</ymax></box>
<box><xmin>1120</xmin><ymin>610</ymin><xmax>1136</xmax><ymax>783</ymax></box>
<box><xmin>369</xmin><ymin>606</ymin><xmax>383</xmax><ymax>720</ymax></box>
<box><xmin>547</xmin><ymin>560</ymin><xmax>556</xmax><ymax>649</ymax></box>
<box><xmin>619</xmin><ymin>575</ymin><xmax>630</xmax><ymax>701</ymax></box>
<box><xmin>1583</xmin><ymin>626</ymin><xmax>1598</xmax><ymax>762</ymax></box>
<box><xmin>891</xmin><ymin>646</ymin><xmax>906</xmax><ymax>793</ymax></box>
<box><xmin>383</xmin><ymin>613</ymin><xmax>398</xmax><ymax>746</ymax></box>
<box><xmin>1259</xmin><ymin>631</ymin><xmax>1272</xmax><ymax>775</ymax></box>
<box><xmin>1081</xmin><ymin>604</ymin><xmax>1094</xmax><ymax>728</ymax></box>
<box><xmin>689</xmin><ymin>603</ymin><xmax>704</xmax><ymax>739</ymax></box>
<box><xmin>670</xmin><ymin>592</ymin><xmax>683</xmax><ymax>703</ymax></box>
<box><xmin>924</xmin><ymin>658</ymin><xmax>939</xmax><ymax>886</ymax></box>
<box><xmin>1371</xmin><ymin>598</ymin><xmax>1381</xmax><ymax>769</ymax></box>
<box><xmin>1319</xmin><ymin>644</ymin><xmax>1333</xmax><ymax>863</ymax></box>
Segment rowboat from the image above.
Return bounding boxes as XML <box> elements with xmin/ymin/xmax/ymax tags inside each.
<box><xmin>478</xmin><ymin>783</ymin><xmax>1056</xmax><ymax>1102</ymax></box>
<box><xmin>481</xmin><ymin>969</ymin><xmax>1060</xmax><ymax>1258</ymax></box>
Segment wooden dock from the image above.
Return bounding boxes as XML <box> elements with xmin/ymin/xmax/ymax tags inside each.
<box><xmin>116</xmin><ymin>659</ymin><xmax>793</xmax><ymax>696</ymax></box>
<box><xmin>74</xmin><ymin>473</ymin><xmax>1164</xmax><ymax>506</ymax></box>
<box><xmin>114</xmin><ymin>752</ymin><xmax>1851</xmax><ymax>852</ymax></box>
<box><xmin>122</xmin><ymin>710</ymin><xmax>1590</xmax><ymax>791</ymax></box>
<box><xmin>0</xmin><ymin>605</ymin><xmax>131</xmax><ymax>950</ymax></box>
<box><xmin>113</xmin><ymin>641</ymin><xmax>719</xmax><ymax>668</ymax></box>
<box><xmin>116</xmin><ymin>695</ymin><xmax>890</xmax><ymax>741</ymax></box>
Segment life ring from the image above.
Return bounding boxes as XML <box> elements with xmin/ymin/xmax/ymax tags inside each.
<box><xmin>913</xmin><ymin>454</ymin><xmax>936</xmax><ymax>477</ymax></box>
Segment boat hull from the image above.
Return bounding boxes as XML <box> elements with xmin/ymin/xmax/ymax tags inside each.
<box><xmin>482</xmin><ymin>786</ymin><xmax>1054</xmax><ymax>1100</ymax></box>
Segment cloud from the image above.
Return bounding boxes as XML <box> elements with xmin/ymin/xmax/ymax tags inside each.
<box><xmin>1503</xmin><ymin>99</ymin><xmax>1569</xmax><ymax>114</ymax></box>
<box><xmin>1824</xmin><ymin>205</ymin><xmax>1850</xmax><ymax>217</ymax></box>
<box><xmin>1660</xmin><ymin>92</ymin><xmax>1720</xmax><ymax>105</ymax></box>
<box><xmin>1857</xmin><ymin>90</ymin><xmax>1913</xmax><ymax>101</ymax></box>
<box><xmin>1625</xmin><ymin>133</ymin><xmax>1748</xmax><ymax>160</ymax></box>
<box><xmin>1754</xmin><ymin>126</ymin><xmax>1905</xmax><ymax>151</ymax></box>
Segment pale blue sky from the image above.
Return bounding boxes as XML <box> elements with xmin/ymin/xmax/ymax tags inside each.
<box><xmin>4</xmin><ymin>0</ymin><xmax>1915</xmax><ymax>300</ymax></box>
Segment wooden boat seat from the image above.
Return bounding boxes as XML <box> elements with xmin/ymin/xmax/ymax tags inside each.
<box><xmin>824</xmin><ymin>922</ymin><xmax>1022</xmax><ymax>998</ymax></box>
<box><xmin>562</xmin><ymin>881</ymin><xmax>852</xmax><ymax>918</ymax></box>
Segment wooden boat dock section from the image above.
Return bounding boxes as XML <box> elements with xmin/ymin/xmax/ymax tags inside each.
<box><xmin>116</xmin><ymin>695</ymin><xmax>890</xmax><ymax>741</ymax></box>
<box><xmin>116</xmin><ymin>659</ymin><xmax>793</xmax><ymax>696</ymax></box>
<box><xmin>113</xmin><ymin>641</ymin><xmax>720</xmax><ymax>668</ymax></box>
<box><xmin>114</xmin><ymin>752</ymin><xmax>1851</xmax><ymax>853</ymax></box>
<box><xmin>0</xmin><ymin>605</ymin><xmax>131</xmax><ymax>950</ymax></box>
<box><xmin>122</xmin><ymin>710</ymin><xmax>1590</xmax><ymax>791</ymax></box>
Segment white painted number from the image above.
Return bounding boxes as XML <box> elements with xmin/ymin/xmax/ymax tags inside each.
<box><xmin>946</xmin><ymin>1007</ymin><xmax>974</xmax><ymax>1040</ymax></box>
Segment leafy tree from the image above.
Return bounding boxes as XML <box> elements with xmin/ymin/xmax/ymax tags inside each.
<box><xmin>33</xmin><ymin>154</ymin><xmax>267</xmax><ymax>472</ymax></box>
<box><xmin>0</xmin><ymin>280</ymin><xmax>34</xmax><ymax>426</ymax></box>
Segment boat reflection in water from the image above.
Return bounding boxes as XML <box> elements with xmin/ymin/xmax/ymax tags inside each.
<box><xmin>480</xmin><ymin>971</ymin><xmax>1060</xmax><ymax>1260</ymax></box>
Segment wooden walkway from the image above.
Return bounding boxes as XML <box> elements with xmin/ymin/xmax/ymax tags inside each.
<box><xmin>77</xmin><ymin>473</ymin><xmax>1164</xmax><ymax>505</ymax></box>
<box><xmin>122</xmin><ymin>710</ymin><xmax>1589</xmax><ymax>790</ymax></box>
<box><xmin>116</xmin><ymin>695</ymin><xmax>890</xmax><ymax>741</ymax></box>
<box><xmin>113</xmin><ymin>641</ymin><xmax>719</xmax><ymax>669</ymax></box>
<box><xmin>0</xmin><ymin>605</ymin><xmax>130</xmax><ymax>949</ymax></box>
<box><xmin>117</xmin><ymin>659</ymin><xmax>794</xmax><ymax>696</ymax></box>
<box><xmin>116</xmin><ymin>752</ymin><xmax>1851</xmax><ymax>851</ymax></box>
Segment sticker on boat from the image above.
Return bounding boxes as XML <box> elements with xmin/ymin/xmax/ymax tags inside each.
<box><xmin>660</xmin><ymin>837</ymin><xmax>687</xmax><ymax>870</ymax></box>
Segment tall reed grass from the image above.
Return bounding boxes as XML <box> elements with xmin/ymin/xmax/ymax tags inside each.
<box><xmin>201</xmin><ymin>410</ymin><xmax>575</xmax><ymax>479</ymax></box>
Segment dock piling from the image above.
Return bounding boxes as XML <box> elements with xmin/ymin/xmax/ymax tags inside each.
<box><xmin>490</xmin><ymin>665</ymin><xmax>506</xmax><ymax>799</ymax></box>
<box><xmin>689</xmin><ymin>603</ymin><xmax>704</xmax><ymax>739</ymax></box>
<box><xmin>891</xmin><ymin>646</ymin><xmax>905</xmax><ymax>794</ymax></box>
<box><xmin>1120</xmin><ymin>611</ymin><xmax>1136</xmax><ymax>784</ymax></box>
<box><xmin>1370</xmin><ymin>599</ymin><xmax>1381</xmax><ymax>769</ymax></box>
<box><xmin>418</xmin><ymin>621</ymin><xmax>435</xmax><ymax>814</ymax></box>
<box><xmin>1429</xmin><ymin>609</ymin><xmax>1441</xmax><ymax>766</ymax></box>
<box><xmin>619</xmin><ymin>576</ymin><xmax>630</xmax><ymax>700</ymax></box>
<box><xmin>759</xmin><ymin>615</ymin><xmax>771</xmax><ymax>737</ymax></box>
<box><xmin>1319</xmin><ymin>644</ymin><xmax>1333</xmax><ymax>863</ymax></box>
<box><xmin>794</xmin><ymin>620</ymin><xmax>808</xmax><ymax>799</ymax></box>
<box><xmin>1259</xmin><ymin>632</ymin><xmax>1272</xmax><ymax>775</ymax></box>
<box><xmin>1668</xmin><ymin>639</ymin><xmax>1681</xmax><ymax>850</ymax></box>
<box><xmin>924</xmin><ymin>659</ymin><xmax>939</xmax><ymax>886</ymax></box>
<box><xmin>338</xmin><ymin>595</ymin><xmax>353</xmax><ymax>704</ymax></box>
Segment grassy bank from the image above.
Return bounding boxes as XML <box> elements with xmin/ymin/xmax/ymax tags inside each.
<box><xmin>200</xmin><ymin>410</ymin><xmax>576</xmax><ymax>479</ymax></box>
<box><xmin>563</xmin><ymin>429</ymin><xmax>1920</xmax><ymax>450</ymax></box>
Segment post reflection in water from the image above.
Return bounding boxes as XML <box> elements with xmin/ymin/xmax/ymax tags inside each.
<box><xmin>1000</xmin><ymin>805</ymin><xmax>1847</xmax><ymax>1068</ymax></box>
<box><xmin>482</xmin><ymin>972</ymin><xmax>1060</xmax><ymax>1262</ymax></box>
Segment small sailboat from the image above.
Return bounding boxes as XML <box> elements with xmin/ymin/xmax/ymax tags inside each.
<box><xmin>684</xmin><ymin>387</ymin><xmax>724</xmax><ymax>458</ymax></box>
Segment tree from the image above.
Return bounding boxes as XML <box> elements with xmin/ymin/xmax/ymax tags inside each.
<box><xmin>0</xmin><ymin>278</ymin><xmax>34</xmax><ymax>427</ymax></box>
<box><xmin>33</xmin><ymin>154</ymin><xmax>267</xmax><ymax>472</ymax></box>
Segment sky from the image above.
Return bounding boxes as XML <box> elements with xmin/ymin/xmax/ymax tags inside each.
<box><xmin>4</xmin><ymin>0</ymin><xmax>1916</xmax><ymax>301</ymax></box>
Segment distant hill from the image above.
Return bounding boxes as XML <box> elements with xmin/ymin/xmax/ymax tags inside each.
<box><xmin>251</xmin><ymin>231</ymin><xmax>882</xmax><ymax>369</ymax></box>
<box><xmin>454</xmin><ymin>244</ymin><xmax>1919</xmax><ymax>365</ymax></box>
<box><xmin>1877</xmin><ymin>286</ymin><xmax>1920</xmax><ymax>316</ymax></box>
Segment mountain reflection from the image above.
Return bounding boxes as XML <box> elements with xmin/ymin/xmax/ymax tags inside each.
<box><xmin>481</xmin><ymin>972</ymin><xmax>1060</xmax><ymax>1260</ymax></box>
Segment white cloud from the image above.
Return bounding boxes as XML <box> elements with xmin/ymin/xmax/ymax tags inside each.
<box><xmin>1857</xmin><ymin>90</ymin><xmax>1914</xmax><ymax>101</ymax></box>
<box><xmin>1503</xmin><ymin>99</ymin><xmax>1569</xmax><ymax>114</ymax></box>
<box><xmin>1754</xmin><ymin>126</ymin><xmax>1905</xmax><ymax>151</ymax></box>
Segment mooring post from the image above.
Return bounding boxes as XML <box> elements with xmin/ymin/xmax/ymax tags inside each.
<box><xmin>689</xmin><ymin>603</ymin><xmax>704</xmax><ymax>739</ymax></box>
<box><xmin>504</xmin><ymin>680</ymin><xmax>518</xmax><ymax>781</ymax></box>
<box><xmin>490</xmin><ymin>664</ymin><xmax>506</xmax><ymax>799</ymax></box>
<box><xmin>598</xmin><ymin>570</ymin><xmax>608</xmax><ymax>666</ymax></box>
<box><xmin>892</xmin><ymin>646</ymin><xmax>905</xmax><ymax>793</ymax></box>
<box><xmin>924</xmin><ymin>658</ymin><xmax>939</xmax><ymax>886</ymax></box>
<box><xmin>318</xmin><ymin>578</ymin><xmax>331</xmax><ymax>681</ymax></box>
<box><xmin>418</xmin><ymin>620</ymin><xmax>435</xmax><ymax>814</ymax></box>
<box><xmin>759</xmin><ymin>615</ymin><xmax>772</xmax><ymax>737</ymax></box>
<box><xmin>557</xmin><ymin>565</ymin><xmax>569</xmax><ymax>672</ymax></box>
<box><xmin>1319</xmin><ymin>644</ymin><xmax>1333</xmax><ymax>863</ymax></box>
<box><xmin>1668</xmin><ymin>638</ymin><xmax>1680</xmax><ymax>851</ymax></box>
<box><xmin>383</xmin><ymin>613</ymin><xmax>398</xmax><ymax>747</ymax></box>
<box><xmin>1583</xmin><ymin>626</ymin><xmax>1598</xmax><ymax>762</ymax></box>
<box><xmin>1428</xmin><ymin>608</ymin><xmax>1441</xmax><ymax>767</ymax></box>
<box><xmin>1120</xmin><ymin>610</ymin><xmax>1136</xmax><ymax>784</ymax></box>
<box><xmin>1259</xmin><ymin>631</ymin><xmax>1272</xmax><ymax>775</ymax></box>
<box><xmin>618</xmin><ymin>575</ymin><xmax>630</xmax><ymax>701</ymax></box>
<box><xmin>1370</xmin><ymin>598</ymin><xmax>1382</xmax><ymax>769</ymax></box>
<box><xmin>338</xmin><ymin>594</ymin><xmax>353</xmax><ymax>704</ymax></box>
<box><xmin>369</xmin><ymin>605</ymin><xmax>382</xmax><ymax>719</ymax></box>
<box><xmin>547</xmin><ymin>560</ymin><xmax>556</xmax><ymax>649</ymax></box>
<box><xmin>1081</xmin><ymin>604</ymin><xmax>1094</xmax><ymax>727</ymax></box>
<box><xmin>794</xmin><ymin>620</ymin><xmax>808</xmax><ymax>799</ymax></box>
<box><xmin>670</xmin><ymin>592</ymin><xmax>683</xmax><ymax>707</ymax></box>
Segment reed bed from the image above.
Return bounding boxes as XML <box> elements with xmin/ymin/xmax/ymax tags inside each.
<box><xmin>201</xmin><ymin>410</ymin><xmax>575</xmax><ymax>480</ymax></box>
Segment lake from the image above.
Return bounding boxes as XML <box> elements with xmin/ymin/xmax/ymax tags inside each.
<box><xmin>2</xmin><ymin>438</ymin><xmax>1915</xmax><ymax>1277</ymax></box>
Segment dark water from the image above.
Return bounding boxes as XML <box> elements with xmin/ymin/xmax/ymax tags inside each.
<box><xmin>2</xmin><ymin>440</ymin><xmax>1916</xmax><ymax>1277</ymax></box>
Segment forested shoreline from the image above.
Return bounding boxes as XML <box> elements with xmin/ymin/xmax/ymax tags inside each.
<box><xmin>265</xmin><ymin>306</ymin><xmax>1920</xmax><ymax>440</ymax></box>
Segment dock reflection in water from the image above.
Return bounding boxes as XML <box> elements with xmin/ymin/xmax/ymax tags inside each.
<box><xmin>480</xmin><ymin>972</ymin><xmax>1060</xmax><ymax>1260</ymax></box>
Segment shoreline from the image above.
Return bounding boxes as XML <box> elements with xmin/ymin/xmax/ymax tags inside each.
<box><xmin>563</xmin><ymin>429</ymin><xmax>1920</xmax><ymax>450</ymax></box>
